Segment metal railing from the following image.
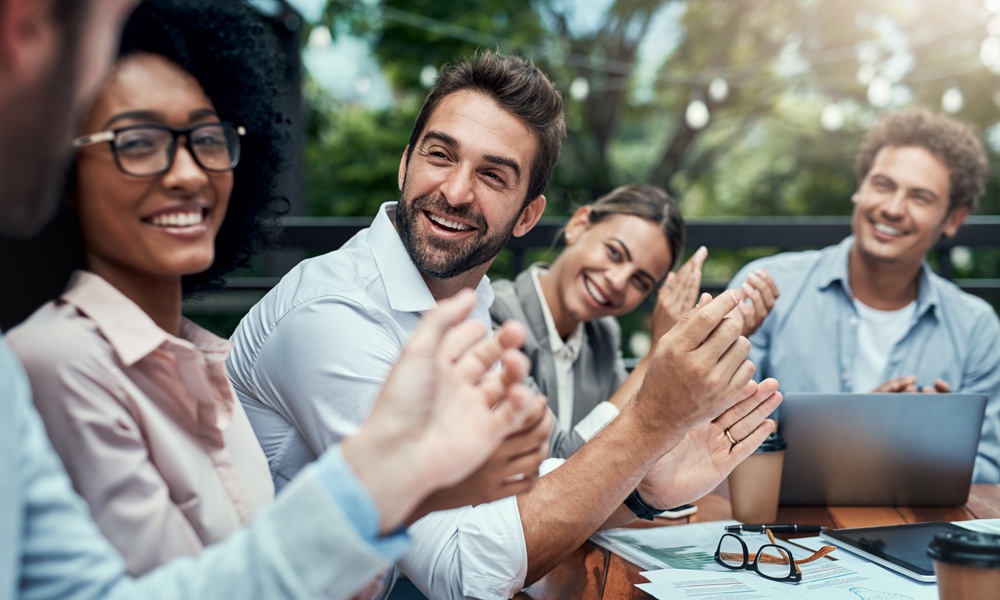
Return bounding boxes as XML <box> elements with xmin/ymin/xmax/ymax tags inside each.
<box><xmin>185</xmin><ymin>215</ymin><xmax>1000</xmax><ymax>314</ymax></box>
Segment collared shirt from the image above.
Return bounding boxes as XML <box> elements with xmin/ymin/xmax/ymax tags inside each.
<box><xmin>228</xmin><ymin>202</ymin><xmax>527</xmax><ymax>599</ymax></box>
<box><xmin>491</xmin><ymin>266</ymin><xmax>625</xmax><ymax>458</ymax></box>
<box><xmin>530</xmin><ymin>266</ymin><xmax>583</xmax><ymax>436</ymax></box>
<box><xmin>730</xmin><ymin>236</ymin><xmax>1000</xmax><ymax>483</ymax></box>
<box><xmin>0</xmin><ymin>331</ymin><xmax>406</xmax><ymax>599</ymax></box>
<box><xmin>6</xmin><ymin>271</ymin><xmax>274</xmax><ymax>575</ymax></box>
<box><xmin>528</xmin><ymin>266</ymin><xmax>619</xmax><ymax>443</ymax></box>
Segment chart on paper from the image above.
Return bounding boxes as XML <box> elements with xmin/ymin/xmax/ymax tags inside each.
<box><xmin>603</xmin><ymin>535</ymin><xmax>717</xmax><ymax>570</ymax></box>
<box><xmin>591</xmin><ymin>520</ymin><xmax>746</xmax><ymax>572</ymax></box>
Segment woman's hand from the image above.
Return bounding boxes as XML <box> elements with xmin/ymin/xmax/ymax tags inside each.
<box><xmin>650</xmin><ymin>246</ymin><xmax>708</xmax><ymax>342</ymax></box>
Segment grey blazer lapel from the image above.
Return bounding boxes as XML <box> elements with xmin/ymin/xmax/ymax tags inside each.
<box><xmin>513</xmin><ymin>267</ymin><xmax>559</xmax><ymax>410</ymax></box>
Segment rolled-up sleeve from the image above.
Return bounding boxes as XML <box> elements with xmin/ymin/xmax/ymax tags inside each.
<box><xmin>399</xmin><ymin>496</ymin><xmax>526</xmax><ymax>600</ymax></box>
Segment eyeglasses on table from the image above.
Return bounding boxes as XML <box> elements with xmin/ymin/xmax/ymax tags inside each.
<box><xmin>714</xmin><ymin>527</ymin><xmax>837</xmax><ymax>583</ymax></box>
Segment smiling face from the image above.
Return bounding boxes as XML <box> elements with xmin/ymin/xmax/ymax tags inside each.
<box><xmin>72</xmin><ymin>52</ymin><xmax>233</xmax><ymax>293</ymax></box>
<box><xmin>851</xmin><ymin>145</ymin><xmax>967</xmax><ymax>271</ymax></box>
<box><xmin>542</xmin><ymin>210</ymin><xmax>673</xmax><ymax>336</ymax></box>
<box><xmin>395</xmin><ymin>89</ymin><xmax>546</xmax><ymax>287</ymax></box>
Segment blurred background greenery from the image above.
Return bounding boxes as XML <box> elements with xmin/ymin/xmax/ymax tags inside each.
<box><xmin>203</xmin><ymin>0</ymin><xmax>1000</xmax><ymax>350</ymax></box>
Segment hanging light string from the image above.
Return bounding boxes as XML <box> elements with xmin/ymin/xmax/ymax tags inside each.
<box><xmin>325</xmin><ymin>0</ymin><xmax>997</xmax><ymax>91</ymax></box>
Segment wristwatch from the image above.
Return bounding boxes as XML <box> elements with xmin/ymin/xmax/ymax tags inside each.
<box><xmin>624</xmin><ymin>488</ymin><xmax>667</xmax><ymax>521</ymax></box>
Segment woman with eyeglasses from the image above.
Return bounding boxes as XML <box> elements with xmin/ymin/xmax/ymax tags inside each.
<box><xmin>5</xmin><ymin>0</ymin><xmax>286</xmax><ymax>575</ymax></box>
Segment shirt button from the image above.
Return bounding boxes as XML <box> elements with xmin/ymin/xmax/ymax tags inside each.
<box><xmin>842</xmin><ymin>372</ymin><xmax>850</xmax><ymax>381</ymax></box>
<box><xmin>849</xmin><ymin>317</ymin><xmax>859</xmax><ymax>327</ymax></box>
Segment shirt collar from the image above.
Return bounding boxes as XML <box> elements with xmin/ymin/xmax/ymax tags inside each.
<box><xmin>530</xmin><ymin>266</ymin><xmax>584</xmax><ymax>360</ymax></box>
<box><xmin>818</xmin><ymin>235</ymin><xmax>940</xmax><ymax>317</ymax></box>
<box><xmin>62</xmin><ymin>271</ymin><xmax>168</xmax><ymax>366</ymax></box>
<box><xmin>60</xmin><ymin>270</ymin><xmax>231</xmax><ymax>366</ymax></box>
<box><xmin>369</xmin><ymin>201</ymin><xmax>495</xmax><ymax>319</ymax></box>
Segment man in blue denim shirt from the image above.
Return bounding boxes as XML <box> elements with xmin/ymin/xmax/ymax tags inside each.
<box><xmin>730</xmin><ymin>108</ymin><xmax>1000</xmax><ymax>483</ymax></box>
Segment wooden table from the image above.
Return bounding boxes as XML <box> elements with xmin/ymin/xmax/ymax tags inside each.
<box><xmin>516</xmin><ymin>484</ymin><xmax>1000</xmax><ymax>599</ymax></box>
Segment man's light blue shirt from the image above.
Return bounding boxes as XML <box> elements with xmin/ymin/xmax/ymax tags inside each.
<box><xmin>1</xmin><ymin>336</ymin><xmax>405</xmax><ymax>599</ymax></box>
<box><xmin>730</xmin><ymin>236</ymin><xmax>1000</xmax><ymax>483</ymax></box>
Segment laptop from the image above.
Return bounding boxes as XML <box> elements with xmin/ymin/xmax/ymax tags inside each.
<box><xmin>777</xmin><ymin>392</ymin><xmax>987</xmax><ymax>506</ymax></box>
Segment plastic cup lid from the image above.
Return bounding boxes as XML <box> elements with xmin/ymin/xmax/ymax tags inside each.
<box><xmin>927</xmin><ymin>530</ymin><xmax>1000</xmax><ymax>569</ymax></box>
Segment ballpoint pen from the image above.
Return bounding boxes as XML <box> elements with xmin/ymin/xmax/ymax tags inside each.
<box><xmin>725</xmin><ymin>524</ymin><xmax>827</xmax><ymax>534</ymax></box>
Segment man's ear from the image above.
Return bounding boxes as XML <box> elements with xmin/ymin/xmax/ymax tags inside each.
<box><xmin>397</xmin><ymin>145</ymin><xmax>410</xmax><ymax>191</ymax></box>
<box><xmin>941</xmin><ymin>204</ymin><xmax>970</xmax><ymax>238</ymax></box>
<box><xmin>512</xmin><ymin>195</ymin><xmax>546</xmax><ymax>237</ymax></box>
<box><xmin>0</xmin><ymin>0</ymin><xmax>53</xmax><ymax>74</ymax></box>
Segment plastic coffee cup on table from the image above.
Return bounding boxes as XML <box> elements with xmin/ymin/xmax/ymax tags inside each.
<box><xmin>927</xmin><ymin>530</ymin><xmax>1000</xmax><ymax>599</ymax></box>
<box><xmin>727</xmin><ymin>432</ymin><xmax>787</xmax><ymax>524</ymax></box>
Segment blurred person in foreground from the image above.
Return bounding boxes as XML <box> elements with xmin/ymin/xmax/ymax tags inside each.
<box><xmin>0</xmin><ymin>1</ymin><xmax>546</xmax><ymax>597</ymax></box>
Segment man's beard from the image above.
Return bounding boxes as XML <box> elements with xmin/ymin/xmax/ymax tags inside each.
<box><xmin>395</xmin><ymin>191</ymin><xmax>520</xmax><ymax>280</ymax></box>
<box><xmin>0</xmin><ymin>39</ymin><xmax>78</xmax><ymax>238</ymax></box>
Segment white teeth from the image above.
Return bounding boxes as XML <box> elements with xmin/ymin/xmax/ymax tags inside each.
<box><xmin>149</xmin><ymin>211</ymin><xmax>204</xmax><ymax>227</ymax></box>
<box><xmin>874</xmin><ymin>223</ymin><xmax>902</xmax><ymax>236</ymax></box>
<box><xmin>428</xmin><ymin>213</ymin><xmax>472</xmax><ymax>231</ymax></box>
<box><xmin>584</xmin><ymin>278</ymin><xmax>608</xmax><ymax>305</ymax></box>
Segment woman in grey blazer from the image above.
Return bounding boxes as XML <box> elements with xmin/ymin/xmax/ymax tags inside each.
<box><xmin>492</xmin><ymin>183</ymin><xmax>778</xmax><ymax>459</ymax></box>
<box><xmin>491</xmin><ymin>185</ymin><xmax>687</xmax><ymax>459</ymax></box>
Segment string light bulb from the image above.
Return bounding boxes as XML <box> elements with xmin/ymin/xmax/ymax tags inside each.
<box><xmin>941</xmin><ymin>86</ymin><xmax>965</xmax><ymax>113</ymax></box>
<box><xmin>867</xmin><ymin>76</ymin><xmax>893</xmax><ymax>108</ymax></box>
<box><xmin>685</xmin><ymin>98</ymin><xmax>710</xmax><ymax>130</ymax></box>
<box><xmin>708</xmin><ymin>77</ymin><xmax>729</xmax><ymax>103</ymax></box>
<box><xmin>821</xmin><ymin>104</ymin><xmax>844</xmax><ymax>131</ymax></box>
<box><xmin>569</xmin><ymin>77</ymin><xmax>590</xmax><ymax>101</ymax></box>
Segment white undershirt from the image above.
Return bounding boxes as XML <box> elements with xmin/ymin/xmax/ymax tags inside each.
<box><xmin>531</xmin><ymin>267</ymin><xmax>583</xmax><ymax>437</ymax></box>
<box><xmin>851</xmin><ymin>298</ymin><xmax>916</xmax><ymax>392</ymax></box>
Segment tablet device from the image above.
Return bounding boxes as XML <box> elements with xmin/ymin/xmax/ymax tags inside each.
<box><xmin>820</xmin><ymin>521</ymin><xmax>970</xmax><ymax>582</ymax></box>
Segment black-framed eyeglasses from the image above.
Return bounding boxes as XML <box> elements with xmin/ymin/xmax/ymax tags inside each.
<box><xmin>714</xmin><ymin>528</ymin><xmax>836</xmax><ymax>583</ymax></box>
<box><xmin>72</xmin><ymin>122</ymin><xmax>245</xmax><ymax>177</ymax></box>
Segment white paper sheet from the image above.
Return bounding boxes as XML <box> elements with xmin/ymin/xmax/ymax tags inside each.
<box><xmin>590</xmin><ymin>520</ymin><xmax>943</xmax><ymax>599</ymax></box>
<box><xmin>638</xmin><ymin>560</ymin><xmax>937</xmax><ymax>599</ymax></box>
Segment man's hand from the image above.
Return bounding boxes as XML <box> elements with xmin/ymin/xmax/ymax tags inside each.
<box><xmin>636</xmin><ymin>378</ymin><xmax>782</xmax><ymax>509</ymax></box>
<box><xmin>651</xmin><ymin>246</ymin><xmax>708</xmax><ymax>339</ymax></box>
<box><xmin>733</xmin><ymin>269</ymin><xmax>779</xmax><ymax>337</ymax></box>
<box><xmin>409</xmin><ymin>399</ymin><xmax>552</xmax><ymax>521</ymax></box>
<box><xmin>342</xmin><ymin>289</ymin><xmax>548</xmax><ymax>533</ymax></box>
<box><xmin>632</xmin><ymin>291</ymin><xmax>756</xmax><ymax>440</ymax></box>
<box><xmin>873</xmin><ymin>375</ymin><xmax>951</xmax><ymax>394</ymax></box>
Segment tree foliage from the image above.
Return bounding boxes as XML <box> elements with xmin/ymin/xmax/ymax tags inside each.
<box><xmin>296</xmin><ymin>0</ymin><xmax>1000</xmax><ymax>350</ymax></box>
<box><xmin>312</xmin><ymin>0</ymin><xmax>1000</xmax><ymax>221</ymax></box>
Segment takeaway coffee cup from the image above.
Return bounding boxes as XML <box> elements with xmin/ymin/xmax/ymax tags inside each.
<box><xmin>927</xmin><ymin>530</ymin><xmax>1000</xmax><ymax>599</ymax></box>
<box><xmin>727</xmin><ymin>432</ymin><xmax>787</xmax><ymax>524</ymax></box>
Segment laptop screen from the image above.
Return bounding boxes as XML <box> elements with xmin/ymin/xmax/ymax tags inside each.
<box><xmin>777</xmin><ymin>392</ymin><xmax>986</xmax><ymax>506</ymax></box>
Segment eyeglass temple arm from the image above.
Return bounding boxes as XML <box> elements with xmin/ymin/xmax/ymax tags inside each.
<box><xmin>791</xmin><ymin>545</ymin><xmax>837</xmax><ymax>564</ymax></box>
<box><xmin>723</xmin><ymin>544</ymin><xmax>837</xmax><ymax>566</ymax></box>
<box><xmin>72</xmin><ymin>131</ymin><xmax>116</xmax><ymax>148</ymax></box>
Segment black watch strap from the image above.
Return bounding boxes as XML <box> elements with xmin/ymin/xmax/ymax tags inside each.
<box><xmin>624</xmin><ymin>488</ymin><xmax>666</xmax><ymax>521</ymax></box>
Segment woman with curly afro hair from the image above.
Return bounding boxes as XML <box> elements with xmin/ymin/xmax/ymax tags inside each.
<box><xmin>5</xmin><ymin>0</ymin><xmax>293</xmax><ymax>575</ymax></box>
